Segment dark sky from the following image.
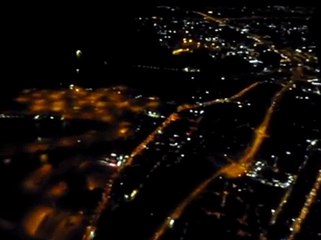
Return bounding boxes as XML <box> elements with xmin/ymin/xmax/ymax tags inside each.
<box><xmin>156</xmin><ymin>0</ymin><xmax>315</xmax><ymax>7</ymax></box>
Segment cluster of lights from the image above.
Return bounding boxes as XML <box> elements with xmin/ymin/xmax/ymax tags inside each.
<box><xmin>16</xmin><ymin>85</ymin><xmax>160</xmax><ymax>123</ymax></box>
<box><xmin>102</xmin><ymin>153</ymin><xmax>129</xmax><ymax>168</ymax></box>
<box><xmin>246</xmin><ymin>160</ymin><xmax>295</xmax><ymax>188</ymax></box>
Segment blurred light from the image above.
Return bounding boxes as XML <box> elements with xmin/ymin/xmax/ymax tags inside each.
<box><xmin>76</xmin><ymin>49</ymin><xmax>82</xmax><ymax>58</ymax></box>
<box><xmin>130</xmin><ymin>189</ymin><xmax>138</xmax><ymax>199</ymax></box>
<box><xmin>168</xmin><ymin>218</ymin><xmax>175</xmax><ymax>228</ymax></box>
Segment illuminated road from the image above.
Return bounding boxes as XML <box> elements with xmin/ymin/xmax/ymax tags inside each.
<box><xmin>151</xmin><ymin>67</ymin><xmax>302</xmax><ymax>240</ymax></box>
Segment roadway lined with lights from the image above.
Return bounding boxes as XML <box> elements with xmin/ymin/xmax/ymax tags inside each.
<box><xmin>86</xmin><ymin>11</ymin><xmax>317</xmax><ymax>239</ymax></box>
<box><xmin>82</xmin><ymin>81</ymin><xmax>263</xmax><ymax>240</ymax></box>
<box><xmin>194</xmin><ymin>10</ymin><xmax>316</xmax><ymax>72</ymax></box>
<box><xmin>288</xmin><ymin>168</ymin><xmax>321</xmax><ymax>240</ymax></box>
<box><xmin>151</xmin><ymin>67</ymin><xmax>301</xmax><ymax>240</ymax></box>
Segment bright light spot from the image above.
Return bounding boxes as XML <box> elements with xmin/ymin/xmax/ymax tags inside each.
<box><xmin>3</xmin><ymin>158</ymin><xmax>11</xmax><ymax>165</ymax></box>
<box><xmin>172</xmin><ymin>48</ymin><xmax>190</xmax><ymax>55</ymax></box>
<box><xmin>107</xmin><ymin>162</ymin><xmax>117</xmax><ymax>168</ymax></box>
<box><xmin>170</xmin><ymin>142</ymin><xmax>178</xmax><ymax>147</ymax></box>
<box><xmin>119</xmin><ymin>127</ymin><xmax>128</xmax><ymax>135</ymax></box>
<box><xmin>89</xmin><ymin>230</ymin><xmax>95</xmax><ymax>239</ymax></box>
<box><xmin>117</xmin><ymin>161</ymin><xmax>122</xmax><ymax>167</ymax></box>
<box><xmin>130</xmin><ymin>189</ymin><xmax>138</xmax><ymax>199</ymax></box>
<box><xmin>311</xmin><ymin>140</ymin><xmax>318</xmax><ymax>146</ymax></box>
<box><xmin>168</xmin><ymin>218</ymin><xmax>175</xmax><ymax>228</ymax></box>
<box><xmin>76</xmin><ymin>49</ymin><xmax>82</xmax><ymax>58</ymax></box>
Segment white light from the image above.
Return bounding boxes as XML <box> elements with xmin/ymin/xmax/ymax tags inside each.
<box><xmin>168</xmin><ymin>218</ymin><xmax>175</xmax><ymax>228</ymax></box>
<box><xmin>76</xmin><ymin>49</ymin><xmax>82</xmax><ymax>58</ymax></box>
<box><xmin>311</xmin><ymin>140</ymin><xmax>318</xmax><ymax>146</ymax></box>
<box><xmin>89</xmin><ymin>229</ymin><xmax>95</xmax><ymax>239</ymax></box>
<box><xmin>130</xmin><ymin>189</ymin><xmax>138</xmax><ymax>199</ymax></box>
<box><xmin>117</xmin><ymin>161</ymin><xmax>122</xmax><ymax>167</ymax></box>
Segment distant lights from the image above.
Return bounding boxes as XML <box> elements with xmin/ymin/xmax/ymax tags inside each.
<box><xmin>88</xmin><ymin>229</ymin><xmax>95</xmax><ymax>240</ymax></box>
<box><xmin>168</xmin><ymin>218</ymin><xmax>175</xmax><ymax>228</ymax></box>
<box><xmin>130</xmin><ymin>189</ymin><xmax>139</xmax><ymax>199</ymax></box>
<box><xmin>75</xmin><ymin>49</ymin><xmax>82</xmax><ymax>58</ymax></box>
<box><xmin>308</xmin><ymin>139</ymin><xmax>318</xmax><ymax>146</ymax></box>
